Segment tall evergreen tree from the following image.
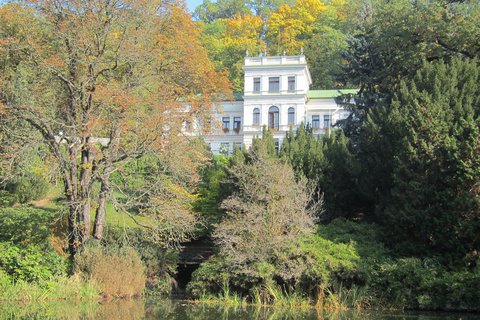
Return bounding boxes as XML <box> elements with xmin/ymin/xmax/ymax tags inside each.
<box><xmin>383</xmin><ymin>59</ymin><xmax>480</xmax><ymax>263</ymax></box>
<box><xmin>280</xmin><ymin>124</ymin><xmax>325</xmax><ymax>181</ymax></box>
<box><xmin>249</xmin><ymin>126</ymin><xmax>277</xmax><ymax>159</ymax></box>
<box><xmin>280</xmin><ymin>124</ymin><xmax>362</xmax><ymax>219</ymax></box>
<box><xmin>338</xmin><ymin>0</ymin><xmax>480</xmax><ymax>219</ymax></box>
<box><xmin>322</xmin><ymin>130</ymin><xmax>360</xmax><ymax>219</ymax></box>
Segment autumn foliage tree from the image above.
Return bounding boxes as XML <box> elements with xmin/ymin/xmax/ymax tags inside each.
<box><xmin>0</xmin><ymin>0</ymin><xmax>230</xmax><ymax>255</ymax></box>
<box><xmin>196</xmin><ymin>0</ymin><xmax>351</xmax><ymax>89</ymax></box>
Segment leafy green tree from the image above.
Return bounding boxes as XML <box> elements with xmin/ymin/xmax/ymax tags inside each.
<box><xmin>338</xmin><ymin>0</ymin><xmax>480</xmax><ymax>220</ymax></box>
<box><xmin>280</xmin><ymin>124</ymin><xmax>361</xmax><ymax>219</ymax></box>
<box><xmin>353</xmin><ymin>106</ymin><xmax>404</xmax><ymax>217</ymax></box>
<box><xmin>193</xmin><ymin>155</ymin><xmax>231</xmax><ymax>232</ymax></box>
<box><xmin>305</xmin><ymin>26</ymin><xmax>348</xmax><ymax>88</ymax></box>
<box><xmin>194</xmin><ymin>0</ymin><xmax>251</xmax><ymax>22</ymax></box>
<box><xmin>194</xmin><ymin>0</ymin><xmax>292</xmax><ymax>21</ymax></box>
<box><xmin>340</xmin><ymin>0</ymin><xmax>480</xmax><ymax>119</ymax></box>
<box><xmin>230</xmin><ymin>143</ymin><xmax>247</xmax><ymax>166</ymax></box>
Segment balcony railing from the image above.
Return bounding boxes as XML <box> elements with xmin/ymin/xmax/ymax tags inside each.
<box><xmin>244</xmin><ymin>55</ymin><xmax>307</xmax><ymax>66</ymax></box>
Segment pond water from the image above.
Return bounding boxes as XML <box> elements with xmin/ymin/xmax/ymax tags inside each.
<box><xmin>1</xmin><ymin>299</ymin><xmax>480</xmax><ymax>320</ymax></box>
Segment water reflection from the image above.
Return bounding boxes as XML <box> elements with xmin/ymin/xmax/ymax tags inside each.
<box><xmin>1</xmin><ymin>299</ymin><xmax>479</xmax><ymax>320</ymax></box>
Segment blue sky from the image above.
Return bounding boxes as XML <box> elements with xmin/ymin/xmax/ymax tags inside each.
<box><xmin>186</xmin><ymin>0</ymin><xmax>203</xmax><ymax>13</ymax></box>
<box><xmin>0</xmin><ymin>0</ymin><xmax>203</xmax><ymax>14</ymax></box>
<box><xmin>0</xmin><ymin>0</ymin><xmax>203</xmax><ymax>13</ymax></box>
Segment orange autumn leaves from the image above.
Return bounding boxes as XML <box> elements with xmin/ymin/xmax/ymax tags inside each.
<box><xmin>0</xmin><ymin>0</ymin><xmax>230</xmax><ymax>138</ymax></box>
<box><xmin>155</xmin><ymin>5</ymin><xmax>231</xmax><ymax>103</ymax></box>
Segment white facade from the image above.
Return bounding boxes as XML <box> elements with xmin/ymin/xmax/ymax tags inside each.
<box><xmin>204</xmin><ymin>55</ymin><xmax>356</xmax><ymax>155</ymax></box>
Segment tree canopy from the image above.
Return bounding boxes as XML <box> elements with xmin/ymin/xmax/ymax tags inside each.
<box><xmin>194</xmin><ymin>0</ymin><xmax>352</xmax><ymax>91</ymax></box>
<box><xmin>0</xmin><ymin>0</ymin><xmax>230</xmax><ymax>254</ymax></box>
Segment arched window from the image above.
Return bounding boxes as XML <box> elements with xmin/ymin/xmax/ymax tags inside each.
<box><xmin>288</xmin><ymin>107</ymin><xmax>295</xmax><ymax>125</ymax></box>
<box><xmin>268</xmin><ymin>106</ymin><xmax>279</xmax><ymax>130</ymax></box>
<box><xmin>253</xmin><ymin>108</ymin><xmax>260</xmax><ymax>126</ymax></box>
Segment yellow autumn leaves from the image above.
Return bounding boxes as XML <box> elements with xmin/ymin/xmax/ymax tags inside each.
<box><xmin>221</xmin><ymin>0</ymin><xmax>346</xmax><ymax>55</ymax></box>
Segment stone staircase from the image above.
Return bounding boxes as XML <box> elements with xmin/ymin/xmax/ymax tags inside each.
<box><xmin>178</xmin><ymin>238</ymin><xmax>215</xmax><ymax>265</ymax></box>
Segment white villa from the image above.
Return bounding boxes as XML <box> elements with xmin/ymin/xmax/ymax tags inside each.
<box><xmin>202</xmin><ymin>54</ymin><xmax>356</xmax><ymax>155</ymax></box>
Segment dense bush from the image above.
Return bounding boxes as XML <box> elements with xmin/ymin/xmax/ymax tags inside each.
<box><xmin>0</xmin><ymin>207</ymin><xmax>59</xmax><ymax>245</ymax></box>
<box><xmin>298</xmin><ymin>233</ymin><xmax>364</xmax><ymax>290</ymax></box>
<box><xmin>141</xmin><ymin>247</ymin><xmax>178</xmax><ymax>296</ymax></box>
<box><xmin>0</xmin><ymin>242</ymin><xmax>68</xmax><ymax>282</ymax></box>
<box><xmin>317</xmin><ymin>219</ymin><xmax>388</xmax><ymax>261</ymax></box>
<box><xmin>0</xmin><ymin>269</ymin><xmax>11</xmax><ymax>289</ymax></box>
<box><xmin>102</xmin><ymin>227</ymin><xmax>178</xmax><ymax>296</ymax></box>
<box><xmin>187</xmin><ymin>256</ymin><xmax>229</xmax><ymax>297</ymax></box>
<box><xmin>3</xmin><ymin>171</ymin><xmax>49</xmax><ymax>204</ymax></box>
<box><xmin>188</xmin><ymin>233</ymin><xmax>362</xmax><ymax>299</ymax></box>
<box><xmin>367</xmin><ymin>257</ymin><xmax>480</xmax><ymax>311</ymax></box>
<box><xmin>0</xmin><ymin>190</ymin><xmax>16</xmax><ymax>207</ymax></box>
<box><xmin>424</xmin><ymin>270</ymin><xmax>480</xmax><ymax>311</ymax></box>
<box><xmin>74</xmin><ymin>243</ymin><xmax>146</xmax><ymax>298</ymax></box>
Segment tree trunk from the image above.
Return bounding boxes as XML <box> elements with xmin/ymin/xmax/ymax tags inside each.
<box><xmin>67</xmin><ymin>145</ymin><xmax>80</xmax><ymax>256</ymax></box>
<box><xmin>79</xmin><ymin>139</ymin><xmax>92</xmax><ymax>242</ymax></box>
<box><xmin>93</xmin><ymin>178</ymin><xmax>108</xmax><ymax>240</ymax></box>
<box><xmin>67</xmin><ymin>196</ymin><xmax>77</xmax><ymax>256</ymax></box>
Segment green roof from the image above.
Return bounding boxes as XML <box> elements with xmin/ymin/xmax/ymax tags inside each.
<box><xmin>307</xmin><ymin>89</ymin><xmax>358</xmax><ymax>99</ymax></box>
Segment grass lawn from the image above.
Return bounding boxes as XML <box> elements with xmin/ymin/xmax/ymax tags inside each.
<box><xmin>30</xmin><ymin>186</ymin><xmax>153</xmax><ymax>230</ymax></box>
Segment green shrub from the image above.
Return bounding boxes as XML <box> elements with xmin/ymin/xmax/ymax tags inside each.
<box><xmin>0</xmin><ymin>207</ymin><xmax>59</xmax><ymax>245</ymax></box>
<box><xmin>142</xmin><ymin>248</ymin><xmax>177</xmax><ymax>296</ymax></box>
<box><xmin>298</xmin><ymin>233</ymin><xmax>364</xmax><ymax>291</ymax></box>
<box><xmin>366</xmin><ymin>257</ymin><xmax>480</xmax><ymax>311</ymax></box>
<box><xmin>0</xmin><ymin>242</ymin><xmax>68</xmax><ymax>283</ymax></box>
<box><xmin>424</xmin><ymin>270</ymin><xmax>480</xmax><ymax>311</ymax></box>
<box><xmin>0</xmin><ymin>190</ymin><xmax>16</xmax><ymax>207</ymax></box>
<box><xmin>317</xmin><ymin>219</ymin><xmax>388</xmax><ymax>260</ymax></box>
<box><xmin>367</xmin><ymin>257</ymin><xmax>440</xmax><ymax>308</ymax></box>
<box><xmin>188</xmin><ymin>256</ymin><xmax>229</xmax><ymax>297</ymax></box>
<box><xmin>189</xmin><ymin>233</ymin><xmax>363</xmax><ymax>300</ymax></box>
<box><xmin>5</xmin><ymin>172</ymin><xmax>49</xmax><ymax>204</ymax></box>
<box><xmin>0</xmin><ymin>269</ymin><xmax>11</xmax><ymax>289</ymax></box>
<box><xmin>102</xmin><ymin>227</ymin><xmax>179</xmax><ymax>296</ymax></box>
<box><xmin>74</xmin><ymin>242</ymin><xmax>146</xmax><ymax>298</ymax></box>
